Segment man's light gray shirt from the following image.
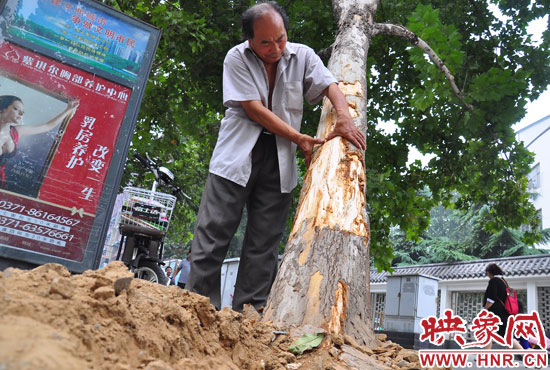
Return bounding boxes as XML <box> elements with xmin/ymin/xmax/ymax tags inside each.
<box><xmin>209</xmin><ymin>41</ymin><xmax>337</xmax><ymax>193</ymax></box>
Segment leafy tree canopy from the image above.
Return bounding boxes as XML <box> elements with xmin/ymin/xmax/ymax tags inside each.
<box><xmin>391</xmin><ymin>204</ymin><xmax>550</xmax><ymax>266</ymax></box>
<box><xmin>101</xmin><ymin>0</ymin><xmax>549</xmax><ymax>267</ymax></box>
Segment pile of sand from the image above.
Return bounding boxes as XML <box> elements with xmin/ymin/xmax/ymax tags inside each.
<box><xmin>0</xmin><ymin>262</ymin><xmax>433</xmax><ymax>369</ymax></box>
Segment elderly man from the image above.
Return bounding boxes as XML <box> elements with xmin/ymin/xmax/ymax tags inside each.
<box><xmin>186</xmin><ymin>1</ymin><xmax>365</xmax><ymax>312</ymax></box>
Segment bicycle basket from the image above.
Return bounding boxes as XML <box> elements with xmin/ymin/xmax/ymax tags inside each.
<box><xmin>119</xmin><ymin>187</ymin><xmax>177</xmax><ymax>232</ymax></box>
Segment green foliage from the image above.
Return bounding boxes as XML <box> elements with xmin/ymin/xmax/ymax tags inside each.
<box><xmin>407</xmin><ymin>4</ymin><xmax>465</xmax><ymax>110</ymax></box>
<box><xmin>461</xmin><ymin>204</ymin><xmax>550</xmax><ymax>258</ymax></box>
<box><xmin>367</xmin><ymin>0</ymin><xmax>548</xmax><ymax>270</ymax></box>
<box><xmin>391</xmin><ymin>204</ymin><xmax>549</xmax><ymax>266</ymax></box>
<box><xmin>99</xmin><ymin>0</ymin><xmax>549</xmax><ymax>267</ymax></box>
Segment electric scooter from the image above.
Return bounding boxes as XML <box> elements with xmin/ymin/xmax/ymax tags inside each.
<box><xmin>115</xmin><ymin>153</ymin><xmax>189</xmax><ymax>284</ymax></box>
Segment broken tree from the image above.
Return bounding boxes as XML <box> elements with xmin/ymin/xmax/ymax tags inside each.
<box><xmin>263</xmin><ymin>0</ymin><xmax>472</xmax><ymax>346</ymax></box>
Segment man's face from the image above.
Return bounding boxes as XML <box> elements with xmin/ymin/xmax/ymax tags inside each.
<box><xmin>249</xmin><ymin>11</ymin><xmax>287</xmax><ymax>65</ymax></box>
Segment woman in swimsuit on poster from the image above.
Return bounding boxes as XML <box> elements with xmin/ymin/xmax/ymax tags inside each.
<box><xmin>0</xmin><ymin>95</ymin><xmax>79</xmax><ymax>188</ymax></box>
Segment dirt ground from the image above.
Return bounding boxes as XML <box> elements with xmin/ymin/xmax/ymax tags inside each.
<box><xmin>0</xmin><ymin>262</ymin><xmax>439</xmax><ymax>369</ymax></box>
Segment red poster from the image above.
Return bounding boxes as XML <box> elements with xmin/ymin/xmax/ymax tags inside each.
<box><xmin>0</xmin><ymin>41</ymin><xmax>131</xmax><ymax>262</ymax></box>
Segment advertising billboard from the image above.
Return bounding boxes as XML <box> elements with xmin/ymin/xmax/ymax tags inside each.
<box><xmin>5</xmin><ymin>0</ymin><xmax>152</xmax><ymax>82</ymax></box>
<box><xmin>0</xmin><ymin>0</ymin><xmax>160</xmax><ymax>272</ymax></box>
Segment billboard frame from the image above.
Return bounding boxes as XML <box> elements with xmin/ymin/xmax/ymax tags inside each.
<box><xmin>0</xmin><ymin>0</ymin><xmax>161</xmax><ymax>273</ymax></box>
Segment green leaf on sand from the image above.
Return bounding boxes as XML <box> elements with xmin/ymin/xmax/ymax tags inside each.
<box><xmin>288</xmin><ymin>333</ymin><xmax>325</xmax><ymax>355</ymax></box>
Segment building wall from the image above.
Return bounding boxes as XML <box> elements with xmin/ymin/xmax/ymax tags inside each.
<box><xmin>517</xmin><ymin>115</ymin><xmax>550</xmax><ymax>230</ymax></box>
<box><xmin>371</xmin><ymin>275</ymin><xmax>550</xmax><ymax>331</ymax></box>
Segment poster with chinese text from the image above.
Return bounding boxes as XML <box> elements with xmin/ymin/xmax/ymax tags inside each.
<box><xmin>0</xmin><ymin>0</ymin><xmax>160</xmax><ymax>271</ymax></box>
<box><xmin>0</xmin><ymin>41</ymin><xmax>130</xmax><ymax>262</ymax></box>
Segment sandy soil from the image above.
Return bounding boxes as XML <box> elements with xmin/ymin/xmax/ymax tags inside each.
<box><xmin>0</xmin><ymin>262</ymin><xmax>435</xmax><ymax>369</ymax></box>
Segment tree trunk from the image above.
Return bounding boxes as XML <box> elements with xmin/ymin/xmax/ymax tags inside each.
<box><xmin>263</xmin><ymin>0</ymin><xmax>378</xmax><ymax>347</ymax></box>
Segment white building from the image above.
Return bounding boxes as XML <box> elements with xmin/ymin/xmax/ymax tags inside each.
<box><xmin>516</xmin><ymin>114</ymin><xmax>550</xmax><ymax>230</ymax></box>
<box><xmin>370</xmin><ymin>255</ymin><xmax>550</xmax><ymax>333</ymax></box>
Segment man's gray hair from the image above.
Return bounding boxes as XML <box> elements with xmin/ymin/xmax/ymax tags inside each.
<box><xmin>241</xmin><ymin>1</ymin><xmax>289</xmax><ymax>40</ymax></box>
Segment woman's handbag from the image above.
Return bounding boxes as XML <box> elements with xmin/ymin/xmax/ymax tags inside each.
<box><xmin>497</xmin><ymin>278</ymin><xmax>519</xmax><ymax>315</ymax></box>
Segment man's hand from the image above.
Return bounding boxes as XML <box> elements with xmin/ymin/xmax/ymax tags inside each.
<box><xmin>323</xmin><ymin>83</ymin><xmax>366</xmax><ymax>150</ymax></box>
<box><xmin>240</xmin><ymin>100</ymin><xmax>326</xmax><ymax>167</ymax></box>
<box><xmin>326</xmin><ymin>114</ymin><xmax>366</xmax><ymax>150</ymax></box>
<box><xmin>297</xmin><ymin>134</ymin><xmax>325</xmax><ymax>168</ymax></box>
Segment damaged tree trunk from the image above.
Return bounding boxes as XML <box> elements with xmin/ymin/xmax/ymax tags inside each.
<box><xmin>264</xmin><ymin>0</ymin><xmax>472</xmax><ymax>346</ymax></box>
<box><xmin>263</xmin><ymin>0</ymin><xmax>378</xmax><ymax>347</ymax></box>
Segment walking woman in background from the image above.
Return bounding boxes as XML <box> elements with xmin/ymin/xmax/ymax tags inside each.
<box><xmin>483</xmin><ymin>263</ymin><xmax>523</xmax><ymax>349</ymax></box>
<box><xmin>0</xmin><ymin>95</ymin><xmax>78</xmax><ymax>188</ymax></box>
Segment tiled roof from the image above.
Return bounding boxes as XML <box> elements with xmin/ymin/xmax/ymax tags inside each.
<box><xmin>370</xmin><ymin>254</ymin><xmax>550</xmax><ymax>284</ymax></box>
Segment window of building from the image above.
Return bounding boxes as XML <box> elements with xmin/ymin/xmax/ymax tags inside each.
<box><xmin>528</xmin><ymin>163</ymin><xmax>541</xmax><ymax>190</ymax></box>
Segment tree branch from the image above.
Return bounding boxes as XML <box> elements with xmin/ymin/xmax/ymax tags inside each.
<box><xmin>114</xmin><ymin>0</ymin><xmax>124</xmax><ymax>11</ymax></box>
<box><xmin>152</xmin><ymin>56</ymin><xmax>172</xmax><ymax>71</ymax></box>
<box><xmin>317</xmin><ymin>45</ymin><xmax>333</xmax><ymax>61</ymax></box>
<box><xmin>372</xmin><ymin>22</ymin><xmax>474</xmax><ymax>111</ymax></box>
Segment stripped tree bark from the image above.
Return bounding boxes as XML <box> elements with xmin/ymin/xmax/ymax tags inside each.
<box><xmin>263</xmin><ymin>0</ymin><xmax>470</xmax><ymax>346</ymax></box>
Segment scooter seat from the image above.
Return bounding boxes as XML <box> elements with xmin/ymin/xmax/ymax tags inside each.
<box><xmin>119</xmin><ymin>224</ymin><xmax>166</xmax><ymax>241</ymax></box>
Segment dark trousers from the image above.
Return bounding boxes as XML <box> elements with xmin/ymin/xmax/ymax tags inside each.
<box><xmin>186</xmin><ymin>133</ymin><xmax>291</xmax><ymax>311</ymax></box>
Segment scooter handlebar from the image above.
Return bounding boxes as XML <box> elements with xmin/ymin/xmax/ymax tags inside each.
<box><xmin>133</xmin><ymin>152</ymin><xmax>150</xmax><ymax>168</ymax></box>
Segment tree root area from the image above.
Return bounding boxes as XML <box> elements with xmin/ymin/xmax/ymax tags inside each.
<box><xmin>0</xmin><ymin>261</ymin><xmax>444</xmax><ymax>370</ymax></box>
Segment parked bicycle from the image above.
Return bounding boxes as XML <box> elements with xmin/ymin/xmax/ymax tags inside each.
<box><xmin>115</xmin><ymin>153</ymin><xmax>189</xmax><ymax>285</ymax></box>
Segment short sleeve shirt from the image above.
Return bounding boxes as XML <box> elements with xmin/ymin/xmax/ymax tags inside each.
<box><xmin>177</xmin><ymin>259</ymin><xmax>191</xmax><ymax>284</ymax></box>
<box><xmin>208</xmin><ymin>41</ymin><xmax>337</xmax><ymax>193</ymax></box>
<box><xmin>483</xmin><ymin>275</ymin><xmax>510</xmax><ymax>336</ymax></box>
<box><xmin>483</xmin><ymin>276</ymin><xmax>508</xmax><ymax>317</ymax></box>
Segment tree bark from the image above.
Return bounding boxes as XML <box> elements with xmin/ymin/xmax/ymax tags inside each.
<box><xmin>263</xmin><ymin>0</ymin><xmax>378</xmax><ymax>347</ymax></box>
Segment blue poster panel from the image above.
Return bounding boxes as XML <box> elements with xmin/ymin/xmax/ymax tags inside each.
<box><xmin>5</xmin><ymin>0</ymin><xmax>151</xmax><ymax>82</ymax></box>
